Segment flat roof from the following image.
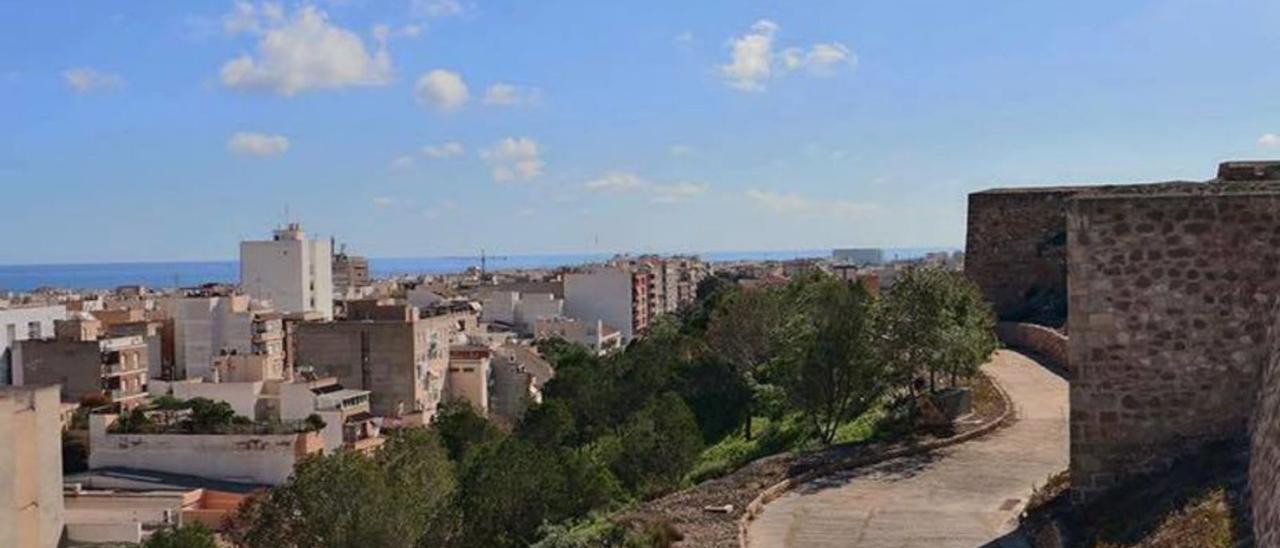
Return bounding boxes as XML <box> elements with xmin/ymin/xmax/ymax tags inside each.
<box><xmin>65</xmin><ymin>467</ymin><xmax>267</xmax><ymax>494</ymax></box>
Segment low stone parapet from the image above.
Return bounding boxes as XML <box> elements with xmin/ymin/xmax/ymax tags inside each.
<box><xmin>996</xmin><ymin>322</ymin><xmax>1068</xmax><ymax>374</ymax></box>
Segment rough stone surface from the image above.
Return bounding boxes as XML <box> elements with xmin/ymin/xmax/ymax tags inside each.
<box><xmin>966</xmin><ymin>189</ymin><xmax>1078</xmax><ymax>321</ymax></box>
<box><xmin>1067</xmin><ymin>190</ymin><xmax>1280</xmax><ymax>501</ymax></box>
<box><xmin>1251</xmin><ymin>306</ymin><xmax>1280</xmax><ymax>547</ymax></box>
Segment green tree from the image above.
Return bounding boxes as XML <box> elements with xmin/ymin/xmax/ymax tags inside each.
<box><xmin>433</xmin><ymin>400</ymin><xmax>504</xmax><ymax>462</ymax></box>
<box><xmin>705</xmin><ymin>286</ymin><xmax>785</xmax><ymax>439</ymax></box>
<box><xmin>780</xmin><ymin>275</ymin><xmax>887</xmax><ymax>445</ymax></box>
<box><xmin>145</xmin><ymin>523</ymin><xmax>218</xmax><ymax>548</ymax></box>
<box><xmin>878</xmin><ymin>267</ymin><xmax>997</xmax><ymax>393</ymax></box>
<box><xmin>612</xmin><ymin>392</ymin><xmax>704</xmax><ymax>496</ymax></box>
<box><xmin>186</xmin><ymin>397</ymin><xmax>250</xmax><ymax>433</ymax></box>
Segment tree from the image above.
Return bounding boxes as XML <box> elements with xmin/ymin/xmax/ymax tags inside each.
<box><xmin>612</xmin><ymin>392</ymin><xmax>704</xmax><ymax>496</ymax></box>
<box><xmin>433</xmin><ymin>400</ymin><xmax>504</xmax><ymax>462</ymax></box>
<box><xmin>186</xmin><ymin>397</ymin><xmax>250</xmax><ymax>433</ymax></box>
<box><xmin>780</xmin><ymin>275</ymin><xmax>887</xmax><ymax>445</ymax></box>
<box><xmin>145</xmin><ymin>523</ymin><xmax>218</xmax><ymax>548</ymax></box>
<box><xmin>705</xmin><ymin>286</ymin><xmax>785</xmax><ymax>439</ymax></box>
<box><xmin>225</xmin><ymin>429</ymin><xmax>457</xmax><ymax>548</ymax></box>
<box><xmin>878</xmin><ymin>267</ymin><xmax>997</xmax><ymax>394</ymax></box>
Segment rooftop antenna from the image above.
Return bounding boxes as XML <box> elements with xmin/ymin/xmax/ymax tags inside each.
<box><xmin>480</xmin><ymin>248</ymin><xmax>487</xmax><ymax>277</ymax></box>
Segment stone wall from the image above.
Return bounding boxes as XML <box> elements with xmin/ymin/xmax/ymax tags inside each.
<box><xmin>1067</xmin><ymin>190</ymin><xmax>1280</xmax><ymax>500</ymax></box>
<box><xmin>995</xmin><ymin>322</ymin><xmax>1069</xmax><ymax>372</ymax></box>
<box><xmin>965</xmin><ymin>188</ymin><xmax>1079</xmax><ymax>322</ymax></box>
<box><xmin>1251</xmin><ymin>307</ymin><xmax>1280</xmax><ymax>546</ymax></box>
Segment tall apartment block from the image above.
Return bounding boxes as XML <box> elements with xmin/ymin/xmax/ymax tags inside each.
<box><xmin>240</xmin><ymin>223</ymin><xmax>334</xmax><ymax>320</ymax></box>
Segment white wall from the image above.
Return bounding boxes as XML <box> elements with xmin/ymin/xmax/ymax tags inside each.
<box><xmin>564</xmin><ymin>269</ymin><xmax>634</xmax><ymax>341</ymax></box>
<box><xmin>514</xmin><ymin>293</ymin><xmax>562</xmax><ymax>335</ymax></box>
<box><xmin>90</xmin><ymin>414</ymin><xmax>308</xmax><ymax>485</ymax></box>
<box><xmin>166</xmin><ymin>297</ymin><xmax>255</xmax><ymax>380</ymax></box>
<box><xmin>240</xmin><ymin>229</ymin><xmax>333</xmax><ymax>320</ymax></box>
<box><xmin>0</xmin><ymin>305</ymin><xmax>65</xmax><ymax>385</ymax></box>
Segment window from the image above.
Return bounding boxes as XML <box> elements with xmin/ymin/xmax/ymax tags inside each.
<box><xmin>27</xmin><ymin>321</ymin><xmax>41</xmax><ymax>339</ymax></box>
<box><xmin>4</xmin><ymin>324</ymin><xmax>14</xmax><ymax>344</ymax></box>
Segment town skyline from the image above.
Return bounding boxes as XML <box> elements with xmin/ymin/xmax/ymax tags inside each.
<box><xmin>7</xmin><ymin>1</ymin><xmax>1280</xmax><ymax>263</ymax></box>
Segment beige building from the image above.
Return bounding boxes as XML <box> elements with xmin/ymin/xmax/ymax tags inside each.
<box><xmin>446</xmin><ymin>345</ymin><xmax>491</xmax><ymax>415</ymax></box>
<box><xmin>165</xmin><ymin>295</ymin><xmax>284</xmax><ymax>382</ymax></box>
<box><xmin>534</xmin><ymin>317</ymin><xmax>622</xmax><ymax>355</ymax></box>
<box><xmin>240</xmin><ymin>223</ymin><xmax>334</xmax><ymax>320</ymax></box>
<box><xmin>489</xmin><ymin>344</ymin><xmax>554</xmax><ymax>423</ymax></box>
<box><xmin>294</xmin><ymin>300</ymin><xmax>476</xmax><ymax>422</ymax></box>
<box><xmin>0</xmin><ymin>304</ymin><xmax>66</xmax><ymax>385</ymax></box>
<box><xmin>0</xmin><ymin>385</ymin><xmax>64</xmax><ymax>548</ymax></box>
<box><xmin>13</xmin><ymin>317</ymin><xmax>149</xmax><ymax>410</ymax></box>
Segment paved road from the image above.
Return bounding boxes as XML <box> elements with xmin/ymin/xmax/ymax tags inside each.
<box><xmin>746</xmin><ymin>350</ymin><xmax>1068</xmax><ymax>548</ymax></box>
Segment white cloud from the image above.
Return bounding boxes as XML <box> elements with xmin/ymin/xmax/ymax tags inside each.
<box><xmin>583</xmin><ymin>171</ymin><xmax>708</xmax><ymax>203</ymax></box>
<box><xmin>720</xmin><ymin>20</ymin><xmax>777</xmax><ymax>92</ymax></box>
<box><xmin>719</xmin><ymin>20</ymin><xmax>854</xmax><ymax>91</ymax></box>
<box><xmin>373</xmin><ymin>196</ymin><xmax>395</xmax><ymax>207</ymax></box>
<box><xmin>584</xmin><ymin>171</ymin><xmax>647</xmax><ymax>192</ymax></box>
<box><xmin>1260</xmin><ymin>133</ymin><xmax>1280</xmax><ymax>148</ymax></box>
<box><xmin>651</xmin><ymin>181</ymin><xmax>709</xmax><ymax>203</ymax></box>
<box><xmin>481</xmin><ymin>137</ymin><xmax>544</xmax><ymax>182</ymax></box>
<box><xmin>61</xmin><ymin>68</ymin><xmax>123</xmax><ymax>94</ymax></box>
<box><xmin>421</xmin><ymin>141</ymin><xmax>465</xmax><ymax>158</ymax></box>
<box><xmin>415</xmin><ymin>69</ymin><xmax>469</xmax><ymax>111</ymax></box>
<box><xmin>220</xmin><ymin>5</ymin><xmax>392</xmax><ymax>96</ymax></box>
<box><xmin>674</xmin><ymin>30</ymin><xmax>695</xmax><ymax>46</ymax></box>
<box><xmin>802</xmin><ymin>42</ymin><xmax>854</xmax><ymax>75</ymax></box>
<box><xmin>669</xmin><ymin>144</ymin><xmax>697</xmax><ymax>158</ymax></box>
<box><xmin>227</xmin><ymin>131</ymin><xmax>290</xmax><ymax>157</ymax></box>
<box><xmin>483</xmin><ymin>83</ymin><xmax>540</xmax><ymax>106</ymax></box>
<box><xmin>412</xmin><ymin>0</ymin><xmax>465</xmax><ymax>18</ymax></box>
<box><xmin>222</xmin><ymin>1</ymin><xmax>282</xmax><ymax>35</ymax></box>
<box><xmin>389</xmin><ymin>155</ymin><xmax>415</xmax><ymax>171</ymax></box>
<box><xmin>745</xmin><ymin>189</ymin><xmax>875</xmax><ymax>217</ymax></box>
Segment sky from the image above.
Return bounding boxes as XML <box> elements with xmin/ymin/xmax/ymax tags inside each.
<box><xmin>5</xmin><ymin>0</ymin><xmax>1280</xmax><ymax>264</ymax></box>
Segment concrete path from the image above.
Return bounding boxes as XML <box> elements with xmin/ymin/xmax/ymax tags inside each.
<box><xmin>746</xmin><ymin>350</ymin><xmax>1068</xmax><ymax>548</ymax></box>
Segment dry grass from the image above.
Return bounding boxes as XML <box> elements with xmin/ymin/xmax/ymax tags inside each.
<box><xmin>1094</xmin><ymin>487</ymin><xmax>1236</xmax><ymax>548</ymax></box>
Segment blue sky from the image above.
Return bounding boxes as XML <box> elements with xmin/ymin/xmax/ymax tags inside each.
<box><xmin>4</xmin><ymin>0</ymin><xmax>1280</xmax><ymax>264</ymax></box>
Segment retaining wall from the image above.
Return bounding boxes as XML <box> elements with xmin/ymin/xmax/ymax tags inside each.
<box><xmin>995</xmin><ymin>322</ymin><xmax>1069</xmax><ymax>373</ymax></box>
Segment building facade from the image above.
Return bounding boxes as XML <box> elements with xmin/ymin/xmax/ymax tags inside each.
<box><xmin>0</xmin><ymin>304</ymin><xmax>65</xmax><ymax>385</ymax></box>
<box><xmin>240</xmin><ymin>224</ymin><xmax>334</xmax><ymax>320</ymax></box>
<box><xmin>0</xmin><ymin>385</ymin><xmax>64</xmax><ymax>548</ymax></box>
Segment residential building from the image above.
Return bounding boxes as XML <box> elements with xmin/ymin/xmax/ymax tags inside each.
<box><xmin>446</xmin><ymin>345</ymin><xmax>491</xmax><ymax>415</ymax></box>
<box><xmin>331</xmin><ymin>244</ymin><xmax>371</xmax><ymax>296</ymax></box>
<box><xmin>489</xmin><ymin>344</ymin><xmax>554</xmax><ymax>423</ymax></box>
<box><xmin>165</xmin><ymin>295</ymin><xmax>284</xmax><ymax>381</ymax></box>
<box><xmin>88</xmin><ymin>413</ymin><xmax>324</xmax><ymax>485</ymax></box>
<box><xmin>564</xmin><ymin>268</ymin><xmax>646</xmax><ymax>342</ymax></box>
<box><xmin>0</xmin><ymin>385</ymin><xmax>64</xmax><ymax>548</ymax></box>
<box><xmin>479</xmin><ymin>290</ymin><xmax>563</xmax><ymax>335</ymax></box>
<box><xmin>63</xmin><ymin>468</ymin><xmax>257</xmax><ymax>544</ymax></box>
<box><xmin>294</xmin><ymin>300</ymin><xmax>476</xmax><ymax>423</ymax></box>
<box><xmin>0</xmin><ymin>304</ymin><xmax>65</xmax><ymax>385</ymax></box>
<box><xmin>240</xmin><ymin>223</ymin><xmax>334</xmax><ymax>320</ymax></box>
<box><xmin>13</xmin><ymin>317</ymin><xmax>149</xmax><ymax>410</ymax></box>
<box><xmin>533</xmin><ymin>317</ymin><xmax>622</xmax><ymax>355</ymax></box>
<box><xmin>833</xmin><ymin>248</ymin><xmax>885</xmax><ymax>266</ymax></box>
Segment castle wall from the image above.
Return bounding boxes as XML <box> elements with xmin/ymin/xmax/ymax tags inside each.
<box><xmin>1067</xmin><ymin>191</ymin><xmax>1280</xmax><ymax>500</ymax></box>
<box><xmin>965</xmin><ymin>188</ymin><xmax>1079</xmax><ymax>322</ymax></box>
<box><xmin>1250</xmin><ymin>305</ymin><xmax>1280</xmax><ymax>546</ymax></box>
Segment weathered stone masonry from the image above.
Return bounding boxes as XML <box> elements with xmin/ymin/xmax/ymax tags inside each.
<box><xmin>967</xmin><ymin>163</ymin><xmax>1280</xmax><ymax>522</ymax></box>
<box><xmin>1068</xmin><ymin>190</ymin><xmax>1280</xmax><ymax>499</ymax></box>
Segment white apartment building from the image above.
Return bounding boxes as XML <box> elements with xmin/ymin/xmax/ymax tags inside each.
<box><xmin>0</xmin><ymin>304</ymin><xmax>65</xmax><ymax>385</ymax></box>
<box><xmin>479</xmin><ymin>291</ymin><xmax>563</xmax><ymax>335</ymax></box>
<box><xmin>240</xmin><ymin>224</ymin><xmax>334</xmax><ymax>320</ymax></box>
<box><xmin>563</xmin><ymin>268</ymin><xmax>638</xmax><ymax>342</ymax></box>
<box><xmin>165</xmin><ymin>295</ymin><xmax>284</xmax><ymax>381</ymax></box>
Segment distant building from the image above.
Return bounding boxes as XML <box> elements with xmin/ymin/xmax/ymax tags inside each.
<box><xmin>63</xmin><ymin>468</ymin><xmax>256</xmax><ymax>544</ymax></box>
<box><xmin>833</xmin><ymin>248</ymin><xmax>885</xmax><ymax>266</ymax></box>
<box><xmin>533</xmin><ymin>317</ymin><xmax>622</xmax><ymax>355</ymax></box>
<box><xmin>13</xmin><ymin>316</ymin><xmax>149</xmax><ymax>410</ymax></box>
<box><xmin>240</xmin><ymin>223</ymin><xmax>334</xmax><ymax>320</ymax></box>
<box><xmin>331</xmin><ymin>243</ymin><xmax>371</xmax><ymax>296</ymax></box>
<box><xmin>564</xmin><ymin>268</ymin><xmax>644</xmax><ymax>342</ymax></box>
<box><xmin>489</xmin><ymin>344</ymin><xmax>554</xmax><ymax>423</ymax></box>
<box><xmin>479</xmin><ymin>290</ymin><xmax>563</xmax><ymax>335</ymax></box>
<box><xmin>165</xmin><ymin>295</ymin><xmax>284</xmax><ymax>381</ymax></box>
<box><xmin>447</xmin><ymin>345</ymin><xmax>492</xmax><ymax>415</ymax></box>
<box><xmin>0</xmin><ymin>385</ymin><xmax>64</xmax><ymax>548</ymax></box>
<box><xmin>294</xmin><ymin>300</ymin><xmax>476</xmax><ymax>422</ymax></box>
<box><xmin>0</xmin><ymin>304</ymin><xmax>65</xmax><ymax>385</ymax></box>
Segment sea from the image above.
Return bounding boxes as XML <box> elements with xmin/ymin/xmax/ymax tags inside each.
<box><xmin>0</xmin><ymin>247</ymin><xmax>958</xmax><ymax>292</ymax></box>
